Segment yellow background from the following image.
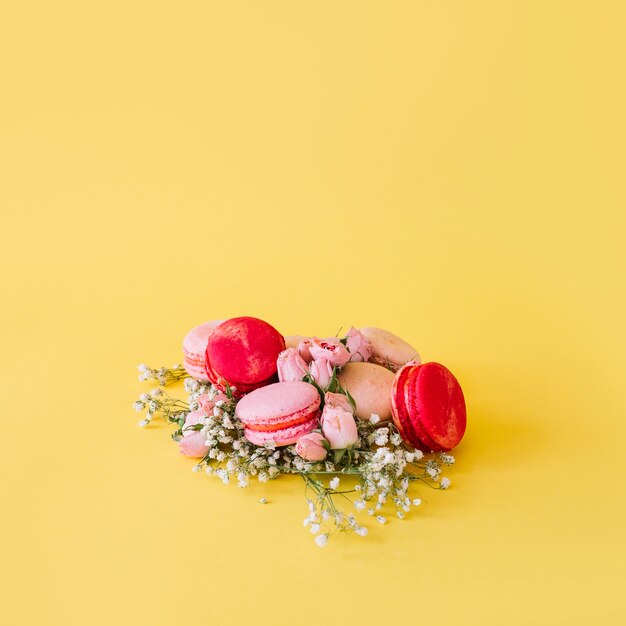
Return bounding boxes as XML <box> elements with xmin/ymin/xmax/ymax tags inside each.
<box><xmin>1</xmin><ymin>1</ymin><xmax>625</xmax><ymax>624</ymax></box>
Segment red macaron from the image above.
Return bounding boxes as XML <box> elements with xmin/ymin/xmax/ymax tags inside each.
<box><xmin>391</xmin><ymin>361</ymin><xmax>466</xmax><ymax>452</ymax></box>
<box><xmin>205</xmin><ymin>316</ymin><xmax>286</xmax><ymax>394</ymax></box>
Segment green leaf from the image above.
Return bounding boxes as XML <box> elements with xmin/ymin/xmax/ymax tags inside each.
<box><xmin>333</xmin><ymin>448</ymin><xmax>347</xmax><ymax>464</ymax></box>
<box><xmin>306</xmin><ymin>377</ymin><xmax>325</xmax><ymax>406</ymax></box>
<box><xmin>327</xmin><ymin>366</ymin><xmax>340</xmax><ymax>393</ymax></box>
<box><xmin>345</xmin><ymin>389</ymin><xmax>357</xmax><ymax>412</ymax></box>
<box><xmin>224</xmin><ymin>383</ymin><xmax>233</xmax><ymax>400</ymax></box>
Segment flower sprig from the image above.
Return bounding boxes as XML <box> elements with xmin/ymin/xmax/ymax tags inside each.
<box><xmin>137</xmin><ymin>363</ymin><xmax>188</xmax><ymax>386</ymax></box>
<box><xmin>133</xmin><ymin>387</ymin><xmax>189</xmax><ymax>428</ymax></box>
<box><xmin>133</xmin><ymin>367</ymin><xmax>455</xmax><ymax>547</ymax></box>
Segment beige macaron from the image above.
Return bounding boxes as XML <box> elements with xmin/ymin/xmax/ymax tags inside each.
<box><xmin>284</xmin><ymin>335</ymin><xmax>306</xmax><ymax>350</ymax></box>
<box><xmin>360</xmin><ymin>327</ymin><xmax>421</xmax><ymax>372</ymax></box>
<box><xmin>337</xmin><ymin>362</ymin><xmax>396</xmax><ymax>421</ymax></box>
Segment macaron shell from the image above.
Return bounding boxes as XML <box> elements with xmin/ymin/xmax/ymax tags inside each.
<box><xmin>406</xmin><ymin>362</ymin><xmax>466</xmax><ymax>451</ymax></box>
<box><xmin>337</xmin><ymin>362</ymin><xmax>395</xmax><ymax>421</ymax></box>
<box><xmin>182</xmin><ymin>320</ymin><xmax>225</xmax><ymax>380</ymax></box>
<box><xmin>360</xmin><ymin>327</ymin><xmax>421</xmax><ymax>371</ymax></box>
<box><xmin>284</xmin><ymin>335</ymin><xmax>306</xmax><ymax>349</ymax></box>
<box><xmin>406</xmin><ymin>400</ymin><xmax>445</xmax><ymax>452</ymax></box>
<box><xmin>206</xmin><ymin>316</ymin><xmax>285</xmax><ymax>386</ymax></box>
<box><xmin>236</xmin><ymin>381</ymin><xmax>321</xmax><ymax>426</ymax></box>
<box><xmin>390</xmin><ymin>362</ymin><xmax>422</xmax><ymax>448</ymax></box>
<box><xmin>183</xmin><ymin>320</ymin><xmax>225</xmax><ymax>356</ymax></box>
<box><xmin>185</xmin><ymin>360</ymin><xmax>210</xmax><ymax>381</ymax></box>
<box><xmin>206</xmin><ymin>361</ymin><xmax>277</xmax><ymax>395</ymax></box>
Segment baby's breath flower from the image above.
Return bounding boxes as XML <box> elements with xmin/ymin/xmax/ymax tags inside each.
<box><xmin>136</xmin><ymin>367</ymin><xmax>457</xmax><ymax>544</ymax></box>
<box><xmin>237</xmin><ymin>473</ymin><xmax>249</xmax><ymax>488</ymax></box>
<box><xmin>390</xmin><ymin>433</ymin><xmax>402</xmax><ymax>446</ymax></box>
<box><xmin>268</xmin><ymin>467</ymin><xmax>280</xmax><ymax>479</ymax></box>
<box><xmin>374</xmin><ymin>430</ymin><xmax>389</xmax><ymax>446</ymax></box>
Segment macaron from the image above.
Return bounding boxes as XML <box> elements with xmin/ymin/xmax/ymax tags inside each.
<box><xmin>337</xmin><ymin>362</ymin><xmax>396</xmax><ymax>421</ymax></box>
<box><xmin>182</xmin><ymin>320</ymin><xmax>225</xmax><ymax>380</ymax></box>
<box><xmin>284</xmin><ymin>335</ymin><xmax>306</xmax><ymax>350</ymax></box>
<box><xmin>235</xmin><ymin>381</ymin><xmax>321</xmax><ymax>446</ymax></box>
<box><xmin>205</xmin><ymin>316</ymin><xmax>286</xmax><ymax>394</ymax></box>
<box><xmin>360</xmin><ymin>327</ymin><xmax>421</xmax><ymax>372</ymax></box>
<box><xmin>391</xmin><ymin>361</ymin><xmax>466</xmax><ymax>452</ymax></box>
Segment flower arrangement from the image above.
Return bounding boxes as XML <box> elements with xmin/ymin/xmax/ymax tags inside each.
<box><xmin>133</xmin><ymin>317</ymin><xmax>465</xmax><ymax>546</ymax></box>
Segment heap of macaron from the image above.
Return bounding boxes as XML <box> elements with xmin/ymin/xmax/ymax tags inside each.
<box><xmin>181</xmin><ymin>316</ymin><xmax>466</xmax><ymax>457</ymax></box>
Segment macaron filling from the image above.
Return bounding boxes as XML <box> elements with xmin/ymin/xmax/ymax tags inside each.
<box><xmin>391</xmin><ymin>362</ymin><xmax>424</xmax><ymax>448</ymax></box>
<box><xmin>241</xmin><ymin>405</ymin><xmax>320</xmax><ymax>433</ymax></box>
<box><xmin>243</xmin><ymin>417</ymin><xmax>318</xmax><ymax>447</ymax></box>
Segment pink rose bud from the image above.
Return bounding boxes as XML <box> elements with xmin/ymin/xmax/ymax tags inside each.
<box><xmin>197</xmin><ymin>392</ymin><xmax>229</xmax><ymax>414</ymax></box>
<box><xmin>308</xmin><ymin>337</ymin><xmax>351</xmax><ymax>367</ymax></box>
<box><xmin>324</xmin><ymin>391</ymin><xmax>353</xmax><ymax>413</ymax></box>
<box><xmin>178</xmin><ymin>410</ymin><xmax>210</xmax><ymax>458</ymax></box>
<box><xmin>297</xmin><ymin>338</ymin><xmax>315</xmax><ymax>363</ymax></box>
<box><xmin>345</xmin><ymin>327</ymin><xmax>372</xmax><ymax>363</ymax></box>
<box><xmin>321</xmin><ymin>406</ymin><xmax>358</xmax><ymax>449</ymax></box>
<box><xmin>295</xmin><ymin>432</ymin><xmax>329</xmax><ymax>461</ymax></box>
<box><xmin>277</xmin><ymin>348</ymin><xmax>309</xmax><ymax>383</ymax></box>
<box><xmin>308</xmin><ymin>358</ymin><xmax>334</xmax><ymax>389</ymax></box>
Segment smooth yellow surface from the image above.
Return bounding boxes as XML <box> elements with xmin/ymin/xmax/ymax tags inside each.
<box><xmin>1</xmin><ymin>2</ymin><xmax>625</xmax><ymax>625</ymax></box>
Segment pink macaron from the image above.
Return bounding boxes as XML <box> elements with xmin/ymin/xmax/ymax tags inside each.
<box><xmin>182</xmin><ymin>320</ymin><xmax>224</xmax><ymax>380</ymax></box>
<box><xmin>235</xmin><ymin>381</ymin><xmax>321</xmax><ymax>446</ymax></box>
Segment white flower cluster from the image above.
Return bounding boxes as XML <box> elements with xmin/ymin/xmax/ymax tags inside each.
<box><xmin>133</xmin><ymin>386</ymin><xmax>189</xmax><ymax>428</ymax></box>
<box><xmin>134</xmin><ymin>366</ymin><xmax>456</xmax><ymax>547</ymax></box>
<box><xmin>183</xmin><ymin>376</ymin><xmax>212</xmax><ymax>409</ymax></box>
<box><xmin>137</xmin><ymin>363</ymin><xmax>188</xmax><ymax>386</ymax></box>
